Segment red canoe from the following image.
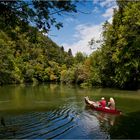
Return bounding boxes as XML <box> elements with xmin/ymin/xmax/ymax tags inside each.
<box><xmin>84</xmin><ymin>97</ymin><xmax>121</xmax><ymax>115</ymax></box>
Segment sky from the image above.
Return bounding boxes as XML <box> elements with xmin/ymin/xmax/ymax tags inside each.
<box><xmin>48</xmin><ymin>0</ymin><xmax>118</xmax><ymax>56</ymax></box>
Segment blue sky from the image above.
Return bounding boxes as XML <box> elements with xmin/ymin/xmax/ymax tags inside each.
<box><xmin>48</xmin><ymin>0</ymin><xmax>117</xmax><ymax>55</ymax></box>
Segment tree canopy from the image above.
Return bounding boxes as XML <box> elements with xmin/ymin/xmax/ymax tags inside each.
<box><xmin>84</xmin><ymin>0</ymin><xmax>140</xmax><ymax>89</ymax></box>
<box><xmin>0</xmin><ymin>0</ymin><xmax>140</xmax><ymax>90</ymax></box>
<box><xmin>0</xmin><ymin>0</ymin><xmax>77</xmax><ymax>32</ymax></box>
<box><xmin>0</xmin><ymin>0</ymin><xmax>78</xmax><ymax>85</ymax></box>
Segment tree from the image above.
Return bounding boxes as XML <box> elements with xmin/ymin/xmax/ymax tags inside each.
<box><xmin>88</xmin><ymin>38</ymin><xmax>95</xmax><ymax>49</ymax></box>
<box><xmin>98</xmin><ymin>1</ymin><xmax>140</xmax><ymax>89</ymax></box>
<box><xmin>68</xmin><ymin>48</ymin><xmax>73</xmax><ymax>56</ymax></box>
<box><xmin>0</xmin><ymin>1</ymin><xmax>78</xmax><ymax>32</ymax></box>
<box><xmin>75</xmin><ymin>52</ymin><xmax>86</xmax><ymax>64</ymax></box>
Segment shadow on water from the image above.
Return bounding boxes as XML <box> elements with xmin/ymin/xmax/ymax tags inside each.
<box><xmin>109</xmin><ymin>111</ymin><xmax>140</xmax><ymax>139</ymax></box>
<box><xmin>84</xmin><ymin>106</ymin><xmax>119</xmax><ymax>130</ymax></box>
<box><xmin>85</xmin><ymin>106</ymin><xmax>140</xmax><ymax>139</ymax></box>
<box><xmin>0</xmin><ymin>116</ymin><xmax>19</xmax><ymax>137</ymax></box>
<box><xmin>85</xmin><ymin>106</ymin><xmax>127</xmax><ymax>139</ymax></box>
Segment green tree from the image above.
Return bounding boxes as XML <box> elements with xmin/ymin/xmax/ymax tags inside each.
<box><xmin>97</xmin><ymin>0</ymin><xmax>140</xmax><ymax>89</ymax></box>
<box><xmin>0</xmin><ymin>1</ymin><xmax>77</xmax><ymax>32</ymax></box>
<box><xmin>75</xmin><ymin>52</ymin><xmax>86</xmax><ymax>64</ymax></box>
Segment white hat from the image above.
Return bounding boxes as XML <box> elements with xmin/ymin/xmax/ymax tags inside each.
<box><xmin>101</xmin><ymin>97</ymin><xmax>105</xmax><ymax>100</ymax></box>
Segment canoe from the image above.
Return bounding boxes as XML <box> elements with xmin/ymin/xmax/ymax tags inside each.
<box><xmin>84</xmin><ymin>97</ymin><xmax>121</xmax><ymax>115</ymax></box>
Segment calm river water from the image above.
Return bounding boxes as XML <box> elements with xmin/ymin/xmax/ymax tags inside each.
<box><xmin>0</xmin><ymin>84</ymin><xmax>140</xmax><ymax>139</ymax></box>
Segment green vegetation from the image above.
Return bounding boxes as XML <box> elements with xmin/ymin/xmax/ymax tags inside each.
<box><xmin>0</xmin><ymin>0</ymin><xmax>77</xmax><ymax>85</ymax></box>
<box><xmin>0</xmin><ymin>25</ymin><xmax>75</xmax><ymax>84</ymax></box>
<box><xmin>0</xmin><ymin>1</ymin><xmax>77</xmax><ymax>32</ymax></box>
<box><xmin>88</xmin><ymin>1</ymin><xmax>140</xmax><ymax>89</ymax></box>
<box><xmin>61</xmin><ymin>1</ymin><xmax>140</xmax><ymax>90</ymax></box>
<box><xmin>0</xmin><ymin>1</ymin><xmax>140</xmax><ymax>89</ymax></box>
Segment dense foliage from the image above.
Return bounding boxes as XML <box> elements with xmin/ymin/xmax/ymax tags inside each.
<box><xmin>0</xmin><ymin>0</ymin><xmax>140</xmax><ymax>90</ymax></box>
<box><xmin>0</xmin><ymin>25</ymin><xmax>76</xmax><ymax>84</ymax></box>
<box><xmin>61</xmin><ymin>0</ymin><xmax>140</xmax><ymax>89</ymax></box>
<box><xmin>0</xmin><ymin>0</ymin><xmax>77</xmax><ymax>32</ymax></box>
<box><xmin>92</xmin><ymin>1</ymin><xmax>139</xmax><ymax>89</ymax></box>
<box><xmin>0</xmin><ymin>0</ymin><xmax>77</xmax><ymax>85</ymax></box>
<box><xmin>89</xmin><ymin>0</ymin><xmax>140</xmax><ymax>89</ymax></box>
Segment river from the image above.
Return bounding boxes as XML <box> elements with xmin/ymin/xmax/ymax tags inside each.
<box><xmin>0</xmin><ymin>84</ymin><xmax>140</xmax><ymax>139</ymax></box>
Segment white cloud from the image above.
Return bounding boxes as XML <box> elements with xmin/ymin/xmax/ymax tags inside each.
<box><xmin>93</xmin><ymin>0</ymin><xmax>117</xmax><ymax>23</ymax></box>
<box><xmin>99</xmin><ymin>0</ymin><xmax>116</xmax><ymax>8</ymax></box>
<box><xmin>93</xmin><ymin>0</ymin><xmax>116</xmax><ymax>8</ymax></box>
<box><xmin>93</xmin><ymin>0</ymin><xmax>117</xmax><ymax>18</ymax></box>
<box><xmin>61</xmin><ymin>0</ymin><xmax>118</xmax><ymax>56</ymax></box>
<box><xmin>102</xmin><ymin>6</ymin><xmax>115</xmax><ymax>18</ymax></box>
<box><xmin>102</xmin><ymin>2</ymin><xmax>118</xmax><ymax>21</ymax></box>
<box><xmin>65</xmin><ymin>17</ymin><xmax>79</xmax><ymax>25</ymax></box>
<box><xmin>92</xmin><ymin>6</ymin><xmax>100</xmax><ymax>14</ymax></box>
<box><xmin>65</xmin><ymin>17</ymin><xmax>75</xmax><ymax>23</ymax></box>
<box><xmin>62</xmin><ymin>23</ymin><xmax>103</xmax><ymax>56</ymax></box>
<box><xmin>108</xmin><ymin>17</ymin><xmax>113</xmax><ymax>24</ymax></box>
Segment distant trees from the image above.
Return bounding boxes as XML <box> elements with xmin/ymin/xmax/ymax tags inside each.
<box><xmin>0</xmin><ymin>0</ymin><xmax>79</xmax><ymax>85</ymax></box>
<box><xmin>75</xmin><ymin>52</ymin><xmax>86</xmax><ymax>64</ymax></box>
<box><xmin>0</xmin><ymin>24</ymin><xmax>75</xmax><ymax>85</ymax></box>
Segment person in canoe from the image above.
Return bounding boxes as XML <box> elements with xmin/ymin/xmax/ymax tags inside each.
<box><xmin>84</xmin><ymin>96</ymin><xmax>121</xmax><ymax>114</ymax></box>
<box><xmin>108</xmin><ymin>97</ymin><xmax>115</xmax><ymax>110</ymax></box>
<box><xmin>84</xmin><ymin>96</ymin><xmax>100</xmax><ymax>107</ymax></box>
<box><xmin>99</xmin><ymin>97</ymin><xmax>107</xmax><ymax>108</ymax></box>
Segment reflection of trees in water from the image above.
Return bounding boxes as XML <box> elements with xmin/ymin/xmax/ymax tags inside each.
<box><xmin>0</xmin><ymin>116</ymin><xmax>18</xmax><ymax>138</ymax></box>
<box><xmin>92</xmin><ymin>111</ymin><xmax>118</xmax><ymax>133</ymax></box>
<box><xmin>96</xmin><ymin>112</ymin><xmax>116</xmax><ymax>127</ymax></box>
<box><xmin>109</xmin><ymin>111</ymin><xmax>140</xmax><ymax>139</ymax></box>
<box><xmin>0</xmin><ymin>104</ymin><xmax>77</xmax><ymax>139</ymax></box>
<box><xmin>85</xmin><ymin>106</ymin><xmax>119</xmax><ymax>133</ymax></box>
<box><xmin>1</xmin><ymin>117</ymin><xmax>6</xmax><ymax>127</ymax></box>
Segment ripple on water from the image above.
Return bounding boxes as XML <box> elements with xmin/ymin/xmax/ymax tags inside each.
<box><xmin>0</xmin><ymin>105</ymin><xmax>78</xmax><ymax>139</ymax></box>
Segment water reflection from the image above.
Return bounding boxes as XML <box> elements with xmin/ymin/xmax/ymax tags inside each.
<box><xmin>94</xmin><ymin>111</ymin><xmax>116</xmax><ymax>126</ymax></box>
<box><xmin>84</xmin><ymin>107</ymin><xmax>140</xmax><ymax>139</ymax></box>
<box><xmin>84</xmin><ymin>106</ymin><xmax>118</xmax><ymax>132</ymax></box>
<box><xmin>0</xmin><ymin>103</ymin><xmax>78</xmax><ymax>139</ymax></box>
<box><xmin>1</xmin><ymin>117</ymin><xmax>6</xmax><ymax>127</ymax></box>
<box><xmin>0</xmin><ymin>116</ymin><xmax>19</xmax><ymax>138</ymax></box>
<box><xmin>88</xmin><ymin>106</ymin><xmax>117</xmax><ymax>120</ymax></box>
<box><xmin>109</xmin><ymin>111</ymin><xmax>140</xmax><ymax>139</ymax></box>
<box><xmin>0</xmin><ymin>84</ymin><xmax>140</xmax><ymax>139</ymax></box>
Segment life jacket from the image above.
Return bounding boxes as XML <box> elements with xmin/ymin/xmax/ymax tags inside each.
<box><xmin>100</xmin><ymin>100</ymin><xmax>106</xmax><ymax>108</ymax></box>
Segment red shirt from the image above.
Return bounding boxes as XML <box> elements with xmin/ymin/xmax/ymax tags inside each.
<box><xmin>100</xmin><ymin>100</ymin><xmax>106</xmax><ymax>108</ymax></box>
